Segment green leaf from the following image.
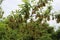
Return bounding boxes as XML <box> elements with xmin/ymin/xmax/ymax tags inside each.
<box><xmin>22</xmin><ymin>0</ymin><xmax>29</xmax><ymax>3</ymax></box>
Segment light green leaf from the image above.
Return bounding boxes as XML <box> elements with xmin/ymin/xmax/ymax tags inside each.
<box><xmin>22</xmin><ymin>0</ymin><xmax>29</xmax><ymax>3</ymax></box>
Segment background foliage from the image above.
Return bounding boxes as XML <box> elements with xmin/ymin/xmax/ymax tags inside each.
<box><xmin>0</xmin><ymin>0</ymin><xmax>60</xmax><ymax>40</ymax></box>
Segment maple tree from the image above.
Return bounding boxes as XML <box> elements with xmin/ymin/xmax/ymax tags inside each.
<box><xmin>0</xmin><ymin>0</ymin><xmax>60</xmax><ymax>40</ymax></box>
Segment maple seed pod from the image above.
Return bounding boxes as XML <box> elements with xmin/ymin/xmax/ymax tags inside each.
<box><xmin>52</xmin><ymin>17</ymin><xmax>54</xmax><ymax>20</ymax></box>
<box><xmin>9</xmin><ymin>18</ymin><xmax>14</xmax><ymax>22</ymax></box>
<box><xmin>37</xmin><ymin>5</ymin><xmax>40</xmax><ymax>8</ymax></box>
<box><xmin>37</xmin><ymin>5</ymin><xmax>41</xmax><ymax>8</ymax></box>
<box><xmin>39</xmin><ymin>4</ymin><xmax>43</xmax><ymax>7</ymax></box>
<box><xmin>35</xmin><ymin>15</ymin><xmax>37</xmax><ymax>19</ymax></box>
<box><xmin>42</xmin><ymin>2</ymin><xmax>45</xmax><ymax>6</ymax></box>
<box><xmin>34</xmin><ymin>6</ymin><xmax>38</xmax><ymax>11</ymax></box>
<box><xmin>43</xmin><ymin>16</ymin><xmax>47</xmax><ymax>18</ymax></box>
<box><xmin>47</xmin><ymin>16</ymin><xmax>50</xmax><ymax>21</ymax></box>
<box><xmin>56</xmin><ymin>19</ymin><xmax>60</xmax><ymax>23</ymax></box>
<box><xmin>36</xmin><ymin>14</ymin><xmax>40</xmax><ymax>17</ymax></box>
<box><xmin>32</xmin><ymin>9</ymin><xmax>35</xmax><ymax>14</ymax></box>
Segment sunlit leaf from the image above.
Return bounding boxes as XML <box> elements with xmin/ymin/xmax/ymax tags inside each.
<box><xmin>22</xmin><ymin>0</ymin><xmax>29</xmax><ymax>3</ymax></box>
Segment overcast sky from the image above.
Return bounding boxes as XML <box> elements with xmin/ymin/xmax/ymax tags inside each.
<box><xmin>1</xmin><ymin>0</ymin><xmax>60</xmax><ymax>30</ymax></box>
<box><xmin>1</xmin><ymin>0</ymin><xmax>60</xmax><ymax>17</ymax></box>
<box><xmin>1</xmin><ymin>0</ymin><xmax>23</xmax><ymax>17</ymax></box>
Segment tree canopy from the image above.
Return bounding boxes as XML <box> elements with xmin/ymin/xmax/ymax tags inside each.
<box><xmin>0</xmin><ymin>0</ymin><xmax>60</xmax><ymax>40</ymax></box>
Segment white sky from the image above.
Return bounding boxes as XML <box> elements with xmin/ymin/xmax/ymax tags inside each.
<box><xmin>1</xmin><ymin>0</ymin><xmax>60</xmax><ymax>30</ymax></box>
<box><xmin>52</xmin><ymin>0</ymin><xmax>60</xmax><ymax>11</ymax></box>
<box><xmin>1</xmin><ymin>0</ymin><xmax>60</xmax><ymax>17</ymax></box>
<box><xmin>1</xmin><ymin>0</ymin><xmax>23</xmax><ymax>17</ymax></box>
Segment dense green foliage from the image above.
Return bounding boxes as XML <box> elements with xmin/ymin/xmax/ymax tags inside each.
<box><xmin>0</xmin><ymin>0</ymin><xmax>4</xmax><ymax>18</ymax></box>
<box><xmin>0</xmin><ymin>0</ymin><xmax>60</xmax><ymax>40</ymax></box>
